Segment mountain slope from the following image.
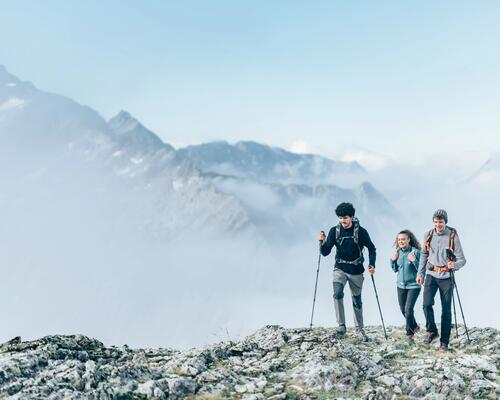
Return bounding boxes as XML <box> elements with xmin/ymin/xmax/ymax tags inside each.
<box><xmin>0</xmin><ymin>325</ymin><xmax>497</xmax><ymax>399</ymax></box>
<box><xmin>0</xmin><ymin>66</ymin><xmax>254</xmax><ymax>240</ymax></box>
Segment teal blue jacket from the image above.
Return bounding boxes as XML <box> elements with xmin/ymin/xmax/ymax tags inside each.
<box><xmin>390</xmin><ymin>246</ymin><xmax>420</xmax><ymax>290</ymax></box>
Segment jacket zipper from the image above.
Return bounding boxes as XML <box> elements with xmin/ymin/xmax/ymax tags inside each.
<box><xmin>403</xmin><ymin>256</ymin><xmax>406</xmax><ymax>289</ymax></box>
<box><xmin>403</xmin><ymin>248</ymin><xmax>408</xmax><ymax>289</ymax></box>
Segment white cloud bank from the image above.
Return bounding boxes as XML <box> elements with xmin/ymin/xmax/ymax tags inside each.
<box><xmin>0</xmin><ymin>97</ymin><xmax>25</xmax><ymax>111</ymax></box>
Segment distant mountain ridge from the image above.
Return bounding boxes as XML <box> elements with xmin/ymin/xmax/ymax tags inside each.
<box><xmin>0</xmin><ymin>66</ymin><xmax>253</xmax><ymax>240</ymax></box>
<box><xmin>0</xmin><ymin>65</ymin><xmax>397</xmax><ymax>242</ymax></box>
<box><xmin>177</xmin><ymin>140</ymin><xmax>365</xmax><ymax>184</ymax></box>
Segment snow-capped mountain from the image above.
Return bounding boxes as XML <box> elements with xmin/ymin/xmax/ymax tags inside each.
<box><xmin>0</xmin><ymin>66</ymin><xmax>252</xmax><ymax>240</ymax></box>
<box><xmin>206</xmin><ymin>171</ymin><xmax>397</xmax><ymax>242</ymax></box>
<box><xmin>177</xmin><ymin>140</ymin><xmax>365</xmax><ymax>185</ymax></box>
<box><xmin>0</xmin><ymin>67</ymin><xmax>113</xmax><ymax>165</ymax></box>
<box><xmin>0</xmin><ymin>66</ymin><xmax>397</xmax><ymax>244</ymax></box>
<box><xmin>175</xmin><ymin>138</ymin><xmax>395</xmax><ymax>241</ymax></box>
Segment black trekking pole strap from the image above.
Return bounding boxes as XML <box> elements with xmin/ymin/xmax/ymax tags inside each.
<box><xmin>309</xmin><ymin>241</ymin><xmax>322</xmax><ymax>329</ymax></box>
<box><xmin>371</xmin><ymin>274</ymin><xmax>388</xmax><ymax>340</ymax></box>
<box><xmin>450</xmin><ymin>270</ymin><xmax>471</xmax><ymax>344</ymax></box>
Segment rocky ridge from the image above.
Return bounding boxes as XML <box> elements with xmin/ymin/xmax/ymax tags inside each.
<box><xmin>0</xmin><ymin>325</ymin><xmax>498</xmax><ymax>399</ymax></box>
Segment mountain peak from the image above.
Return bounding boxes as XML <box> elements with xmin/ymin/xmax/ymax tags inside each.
<box><xmin>109</xmin><ymin>110</ymin><xmax>138</xmax><ymax>130</ymax></box>
<box><xmin>0</xmin><ymin>65</ymin><xmax>21</xmax><ymax>85</ymax></box>
<box><xmin>116</xmin><ymin>109</ymin><xmax>134</xmax><ymax>120</ymax></box>
<box><xmin>108</xmin><ymin>110</ymin><xmax>172</xmax><ymax>151</ymax></box>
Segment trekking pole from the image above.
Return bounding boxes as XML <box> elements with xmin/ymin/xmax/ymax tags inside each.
<box><xmin>309</xmin><ymin>240</ymin><xmax>323</xmax><ymax>329</ymax></box>
<box><xmin>451</xmin><ymin>283</ymin><xmax>459</xmax><ymax>338</ymax></box>
<box><xmin>450</xmin><ymin>270</ymin><xmax>470</xmax><ymax>343</ymax></box>
<box><xmin>370</xmin><ymin>274</ymin><xmax>388</xmax><ymax>340</ymax></box>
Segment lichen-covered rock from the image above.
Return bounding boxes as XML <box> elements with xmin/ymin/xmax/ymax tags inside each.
<box><xmin>0</xmin><ymin>325</ymin><xmax>498</xmax><ymax>399</ymax></box>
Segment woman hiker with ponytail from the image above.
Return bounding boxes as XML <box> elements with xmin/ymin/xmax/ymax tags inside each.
<box><xmin>390</xmin><ymin>230</ymin><xmax>422</xmax><ymax>343</ymax></box>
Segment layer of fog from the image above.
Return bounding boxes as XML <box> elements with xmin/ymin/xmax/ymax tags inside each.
<box><xmin>0</xmin><ymin>150</ymin><xmax>497</xmax><ymax>351</ymax></box>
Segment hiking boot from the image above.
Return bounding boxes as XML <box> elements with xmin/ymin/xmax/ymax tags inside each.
<box><xmin>355</xmin><ymin>328</ymin><xmax>370</xmax><ymax>342</ymax></box>
<box><xmin>439</xmin><ymin>343</ymin><xmax>448</xmax><ymax>353</ymax></box>
<box><xmin>407</xmin><ymin>335</ymin><xmax>415</xmax><ymax>344</ymax></box>
<box><xmin>424</xmin><ymin>331</ymin><xmax>439</xmax><ymax>347</ymax></box>
<box><xmin>334</xmin><ymin>325</ymin><xmax>346</xmax><ymax>337</ymax></box>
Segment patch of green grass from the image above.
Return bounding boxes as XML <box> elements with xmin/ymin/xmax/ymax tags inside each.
<box><xmin>186</xmin><ymin>395</ymin><xmax>230</xmax><ymax>400</ymax></box>
<box><xmin>314</xmin><ymin>389</ymin><xmax>348</xmax><ymax>399</ymax></box>
<box><xmin>112</xmin><ymin>394</ymin><xmax>148</xmax><ymax>400</ymax></box>
<box><xmin>170</xmin><ymin>366</ymin><xmax>192</xmax><ymax>376</ymax></box>
<box><xmin>463</xmin><ymin>346</ymin><xmax>482</xmax><ymax>354</ymax></box>
<box><xmin>185</xmin><ymin>387</ymin><xmax>234</xmax><ymax>400</ymax></box>
<box><xmin>210</xmin><ymin>359</ymin><xmax>228</xmax><ymax>370</ymax></box>
<box><xmin>284</xmin><ymin>390</ymin><xmax>301</xmax><ymax>400</ymax></box>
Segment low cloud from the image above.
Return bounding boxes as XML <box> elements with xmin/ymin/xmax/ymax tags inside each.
<box><xmin>0</xmin><ymin>97</ymin><xmax>25</xmax><ymax>111</ymax></box>
<box><xmin>289</xmin><ymin>140</ymin><xmax>311</xmax><ymax>154</ymax></box>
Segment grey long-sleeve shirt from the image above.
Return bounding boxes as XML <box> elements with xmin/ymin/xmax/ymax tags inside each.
<box><xmin>417</xmin><ymin>226</ymin><xmax>466</xmax><ymax>280</ymax></box>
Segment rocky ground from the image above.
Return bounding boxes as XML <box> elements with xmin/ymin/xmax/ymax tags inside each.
<box><xmin>0</xmin><ymin>325</ymin><xmax>498</xmax><ymax>399</ymax></box>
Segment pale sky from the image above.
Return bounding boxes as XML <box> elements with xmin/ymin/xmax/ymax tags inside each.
<box><xmin>1</xmin><ymin>0</ymin><xmax>499</xmax><ymax>165</ymax></box>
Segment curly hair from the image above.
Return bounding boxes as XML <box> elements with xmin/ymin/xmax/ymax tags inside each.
<box><xmin>335</xmin><ymin>202</ymin><xmax>355</xmax><ymax>217</ymax></box>
<box><xmin>394</xmin><ymin>229</ymin><xmax>422</xmax><ymax>250</ymax></box>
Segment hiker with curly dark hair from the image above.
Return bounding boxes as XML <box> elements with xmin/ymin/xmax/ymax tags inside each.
<box><xmin>390</xmin><ymin>230</ymin><xmax>422</xmax><ymax>343</ymax></box>
<box><xmin>318</xmin><ymin>202</ymin><xmax>376</xmax><ymax>341</ymax></box>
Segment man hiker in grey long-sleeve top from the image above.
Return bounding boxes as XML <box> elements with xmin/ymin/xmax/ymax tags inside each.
<box><xmin>318</xmin><ymin>202</ymin><xmax>377</xmax><ymax>341</ymax></box>
<box><xmin>416</xmin><ymin>209</ymin><xmax>466</xmax><ymax>352</ymax></box>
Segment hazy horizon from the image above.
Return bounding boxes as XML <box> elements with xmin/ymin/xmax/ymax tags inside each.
<box><xmin>1</xmin><ymin>1</ymin><xmax>499</xmax><ymax>349</ymax></box>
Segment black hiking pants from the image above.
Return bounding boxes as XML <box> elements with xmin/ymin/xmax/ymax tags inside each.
<box><xmin>422</xmin><ymin>275</ymin><xmax>453</xmax><ymax>345</ymax></box>
<box><xmin>397</xmin><ymin>287</ymin><xmax>421</xmax><ymax>336</ymax></box>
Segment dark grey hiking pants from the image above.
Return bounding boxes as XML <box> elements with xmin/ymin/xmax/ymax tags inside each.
<box><xmin>423</xmin><ymin>275</ymin><xmax>453</xmax><ymax>345</ymax></box>
<box><xmin>332</xmin><ymin>268</ymin><xmax>364</xmax><ymax>328</ymax></box>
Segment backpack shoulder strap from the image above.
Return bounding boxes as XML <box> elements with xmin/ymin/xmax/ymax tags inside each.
<box><xmin>353</xmin><ymin>219</ymin><xmax>360</xmax><ymax>244</ymax></box>
<box><xmin>425</xmin><ymin>228</ymin><xmax>434</xmax><ymax>253</ymax></box>
<box><xmin>448</xmin><ymin>227</ymin><xmax>457</xmax><ymax>252</ymax></box>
